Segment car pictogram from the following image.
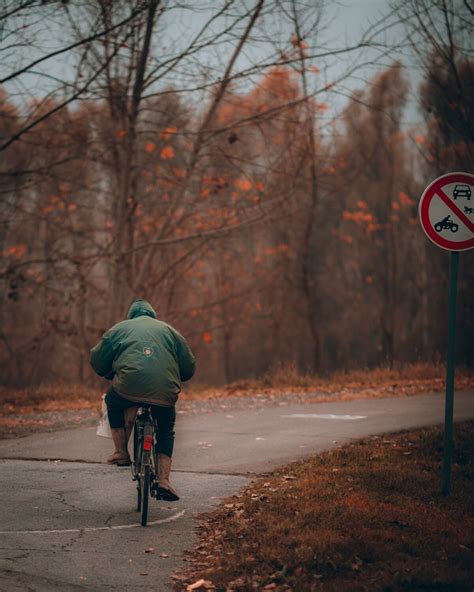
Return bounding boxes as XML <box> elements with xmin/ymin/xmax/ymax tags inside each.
<box><xmin>452</xmin><ymin>184</ymin><xmax>471</xmax><ymax>200</ymax></box>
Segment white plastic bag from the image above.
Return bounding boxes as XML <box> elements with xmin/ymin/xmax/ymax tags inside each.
<box><xmin>96</xmin><ymin>393</ymin><xmax>112</xmax><ymax>438</ymax></box>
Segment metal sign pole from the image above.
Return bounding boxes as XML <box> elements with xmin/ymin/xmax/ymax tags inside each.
<box><xmin>418</xmin><ymin>172</ymin><xmax>472</xmax><ymax>495</ymax></box>
<box><xmin>442</xmin><ymin>250</ymin><xmax>459</xmax><ymax>496</ymax></box>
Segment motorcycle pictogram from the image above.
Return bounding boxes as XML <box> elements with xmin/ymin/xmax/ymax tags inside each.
<box><xmin>434</xmin><ymin>215</ymin><xmax>458</xmax><ymax>233</ymax></box>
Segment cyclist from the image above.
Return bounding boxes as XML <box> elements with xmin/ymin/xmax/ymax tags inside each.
<box><xmin>90</xmin><ymin>298</ymin><xmax>196</xmax><ymax>501</ymax></box>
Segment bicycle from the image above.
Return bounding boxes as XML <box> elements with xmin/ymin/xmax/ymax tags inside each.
<box><xmin>131</xmin><ymin>405</ymin><xmax>158</xmax><ymax>526</ymax></box>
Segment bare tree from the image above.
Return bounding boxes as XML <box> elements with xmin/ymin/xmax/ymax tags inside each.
<box><xmin>3</xmin><ymin>0</ymin><xmax>445</xmax><ymax>386</ymax></box>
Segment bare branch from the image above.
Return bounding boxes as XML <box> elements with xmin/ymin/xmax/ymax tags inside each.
<box><xmin>0</xmin><ymin>3</ymin><xmax>148</xmax><ymax>85</ymax></box>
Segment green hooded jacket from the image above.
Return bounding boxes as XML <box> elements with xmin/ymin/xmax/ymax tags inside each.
<box><xmin>90</xmin><ymin>299</ymin><xmax>196</xmax><ymax>407</ymax></box>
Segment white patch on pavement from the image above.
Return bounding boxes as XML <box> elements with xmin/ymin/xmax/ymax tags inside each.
<box><xmin>0</xmin><ymin>509</ymin><xmax>186</xmax><ymax>535</ymax></box>
<box><xmin>282</xmin><ymin>413</ymin><xmax>367</xmax><ymax>420</ymax></box>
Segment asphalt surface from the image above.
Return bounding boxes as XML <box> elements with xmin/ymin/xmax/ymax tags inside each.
<box><xmin>0</xmin><ymin>390</ymin><xmax>473</xmax><ymax>591</ymax></box>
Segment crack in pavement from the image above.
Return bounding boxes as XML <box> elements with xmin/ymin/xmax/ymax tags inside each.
<box><xmin>51</xmin><ymin>490</ymin><xmax>109</xmax><ymax>516</ymax></box>
<box><xmin>54</xmin><ymin>491</ymin><xmax>80</xmax><ymax>513</ymax></box>
<box><xmin>0</xmin><ymin>457</ymin><xmax>253</xmax><ymax>477</ymax></box>
<box><xmin>3</xmin><ymin>552</ymin><xmax>31</xmax><ymax>562</ymax></box>
<box><xmin>103</xmin><ymin>514</ymin><xmax>114</xmax><ymax>527</ymax></box>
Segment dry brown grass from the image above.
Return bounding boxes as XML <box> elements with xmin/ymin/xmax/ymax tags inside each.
<box><xmin>1</xmin><ymin>363</ymin><xmax>473</xmax><ymax>416</ymax></box>
<box><xmin>181</xmin><ymin>362</ymin><xmax>474</xmax><ymax>402</ymax></box>
<box><xmin>176</xmin><ymin>421</ymin><xmax>474</xmax><ymax>592</ymax></box>
<box><xmin>0</xmin><ymin>383</ymin><xmax>100</xmax><ymax>415</ymax></box>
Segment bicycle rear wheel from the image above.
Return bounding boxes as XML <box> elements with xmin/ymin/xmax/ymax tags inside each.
<box><xmin>141</xmin><ymin>464</ymin><xmax>150</xmax><ymax>526</ymax></box>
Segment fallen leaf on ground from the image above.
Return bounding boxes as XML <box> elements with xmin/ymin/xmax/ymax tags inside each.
<box><xmin>227</xmin><ymin>577</ymin><xmax>245</xmax><ymax>588</ymax></box>
<box><xmin>186</xmin><ymin>579</ymin><xmax>215</xmax><ymax>590</ymax></box>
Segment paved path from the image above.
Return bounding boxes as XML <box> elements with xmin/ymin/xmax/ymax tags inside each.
<box><xmin>0</xmin><ymin>391</ymin><xmax>472</xmax><ymax>591</ymax></box>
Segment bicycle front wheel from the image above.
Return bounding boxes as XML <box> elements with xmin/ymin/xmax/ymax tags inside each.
<box><xmin>134</xmin><ymin>428</ymin><xmax>142</xmax><ymax>512</ymax></box>
<box><xmin>141</xmin><ymin>464</ymin><xmax>150</xmax><ymax>526</ymax></box>
<box><xmin>136</xmin><ymin>479</ymin><xmax>142</xmax><ymax>512</ymax></box>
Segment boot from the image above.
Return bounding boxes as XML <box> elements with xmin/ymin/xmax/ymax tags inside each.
<box><xmin>107</xmin><ymin>428</ymin><xmax>131</xmax><ymax>466</ymax></box>
<box><xmin>155</xmin><ymin>453</ymin><xmax>179</xmax><ymax>501</ymax></box>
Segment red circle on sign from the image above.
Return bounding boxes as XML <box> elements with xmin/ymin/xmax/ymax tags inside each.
<box><xmin>419</xmin><ymin>172</ymin><xmax>474</xmax><ymax>251</ymax></box>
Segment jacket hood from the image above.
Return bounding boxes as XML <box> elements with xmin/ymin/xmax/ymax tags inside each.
<box><xmin>127</xmin><ymin>299</ymin><xmax>157</xmax><ymax>320</ymax></box>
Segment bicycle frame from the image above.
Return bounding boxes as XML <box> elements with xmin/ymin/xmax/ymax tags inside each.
<box><xmin>131</xmin><ymin>406</ymin><xmax>154</xmax><ymax>475</ymax></box>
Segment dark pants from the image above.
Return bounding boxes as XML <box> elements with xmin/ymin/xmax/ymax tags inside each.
<box><xmin>105</xmin><ymin>387</ymin><xmax>176</xmax><ymax>458</ymax></box>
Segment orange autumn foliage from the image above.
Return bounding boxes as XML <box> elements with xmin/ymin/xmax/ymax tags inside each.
<box><xmin>399</xmin><ymin>191</ymin><xmax>415</xmax><ymax>206</ymax></box>
<box><xmin>290</xmin><ymin>34</ymin><xmax>309</xmax><ymax>49</ymax></box>
<box><xmin>160</xmin><ymin>126</ymin><xmax>178</xmax><ymax>141</ymax></box>
<box><xmin>259</xmin><ymin>66</ymin><xmax>299</xmax><ymax>103</ymax></box>
<box><xmin>217</xmin><ymin>66</ymin><xmax>300</xmax><ymax>126</ymax></box>
<box><xmin>202</xmin><ymin>331</ymin><xmax>213</xmax><ymax>344</ymax></box>
<box><xmin>234</xmin><ymin>178</ymin><xmax>252</xmax><ymax>191</ymax></box>
<box><xmin>144</xmin><ymin>141</ymin><xmax>156</xmax><ymax>154</ymax></box>
<box><xmin>173</xmin><ymin>167</ymin><xmax>186</xmax><ymax>178</ymax></box>
<box><xmin>3</xmin><ymin>244</ymin><xmax>27</xmax><ymax>259</ymax></box>
<box><xmin>160</xmin><ymin>145</ymin><xmax>175</xmax><ymax>159</ymax></box>
<box><xmin>343</xmin><ymin>210</ymin><xmax>373</xmax><ymax>223</ymax></box>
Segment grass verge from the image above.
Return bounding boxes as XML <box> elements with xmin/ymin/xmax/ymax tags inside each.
<box><xmin>184</xmin><ymin>363</ymin><xmax>474</xmax><ymax>403</ymax></box>
<box><xmin>2</xmin><ymin>363</ymin><xmax>472</xmax><ymax>417</ymax></box>
<box><xmin>175</xmin><ymin>421</ymin><xmax>474</xmax><ymax>592</ymax></box>
<box><xmin>0</xmin><ymin>383</ymin><xmax>101</xmax><ymax>415</ymax></box>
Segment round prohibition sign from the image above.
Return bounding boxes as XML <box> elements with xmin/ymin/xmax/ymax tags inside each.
<box><xmin>419</xmin><ymin>172</ymin><xmax>474</xmax><ymax>251</ymax></box>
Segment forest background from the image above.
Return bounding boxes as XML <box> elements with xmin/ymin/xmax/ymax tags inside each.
<box><xmin>0</xmin><ymin>0</ymin><xmax>472</xmax><ymax>388</ymax></box>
